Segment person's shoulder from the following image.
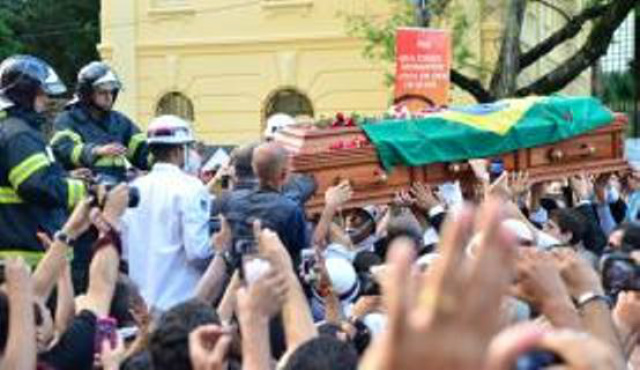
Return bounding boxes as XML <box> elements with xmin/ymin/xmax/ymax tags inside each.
<box><xmin>110</xmin><ymin>110</ymin><xmax>136</xmax><ymax>126</ymax></box>
<box><xmin>175</xmin><ymin>172</ymin><xmax>209</xmax><ymax>193</ymax></box>
<box><xmin>2</xmin><ymin>117</ymin><xmax>38</xmax><ymax>141</ymax></box>
<box><xmin>273</xmin><ymin>191</ymin><xmax>301</xmax><ymax>211</ymax></box>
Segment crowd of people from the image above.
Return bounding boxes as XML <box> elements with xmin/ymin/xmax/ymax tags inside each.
<box><xmin>0</xmin><ymin>54</ymin><xmax>639</xmax><ymax>370</ymax></box>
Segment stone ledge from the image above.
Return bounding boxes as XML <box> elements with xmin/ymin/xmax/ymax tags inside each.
<box><xmin>261</xmin><ymin>0</ymin><xmax>313</xmax><ymax>10</ymax></box>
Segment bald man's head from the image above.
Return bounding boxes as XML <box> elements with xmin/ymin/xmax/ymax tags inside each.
<box><xmin>252</xmin><ymin>142</ymin><xmax>289</xmax><ymax>188</ymax></box>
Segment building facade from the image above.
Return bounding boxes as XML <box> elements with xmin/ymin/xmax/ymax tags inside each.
<box><xmin>100</xmin><ymin>0</ymin><xmax>591</xmax><ymax>144</ymax></box>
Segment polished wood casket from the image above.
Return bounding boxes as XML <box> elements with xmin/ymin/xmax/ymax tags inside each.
<box><xmin>276</xmin><ymin>114</ymin><xmax>629</xmax><ymax>213</ymax></box>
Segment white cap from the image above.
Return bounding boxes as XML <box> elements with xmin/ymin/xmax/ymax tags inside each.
<box><xmin>324</xmin><ymin>258</ymin><xmax>360</xmax><ymax>303</ymax></box>
<box><xmin>147</xmin><ymin>115</ymin><xmax>195</xmax><ymax>145</ymax></box>
<box><xmin>264</xmin><ymin>113</ymin><xmax>295</xmax><ymax>139</ymax></box>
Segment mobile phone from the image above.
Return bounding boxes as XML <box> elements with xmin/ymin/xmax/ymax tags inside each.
<box><xmin>601</xmin><ymin>253</ymin><xmax>640</xmax><ymax>292</ymax></box>
<box><xmin>94</xmin><ymin>317</ymin><xmax>118</xmax><ymax>353</ymax></box>
<box><xmin>515</xmin><ymin>349</ymin><xmax>564</xmax><ymax>370</ymax></box>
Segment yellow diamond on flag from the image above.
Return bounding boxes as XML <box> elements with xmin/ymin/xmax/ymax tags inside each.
<box><xmin>431</xmin><ymin>96</ymin><xmax>544</xmax><ymax>135</ymax></box>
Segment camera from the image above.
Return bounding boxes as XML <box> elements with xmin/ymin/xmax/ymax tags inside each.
<box><xmin>226</xmin><ymin>216</ymin><xmax>271</xmax><ymax>283</ymax></box>
<box><xmin>601</xmin><ymin>252</ymin><xmax>640</xmax><ymax>293</ymax></box>
<box><xmin>300</xmin><ymin>249</ymin><xmax>319</xmax><ymax>286</ymax></box>
<box><xmin>89</xmin><ymin>175</ymin><xmax>140</xmax><ymax>208</ymax></box>
<box><xmin>229</xmin><ymin>218</ymin><xmax>257</xmax><ymax>257</ymax></box>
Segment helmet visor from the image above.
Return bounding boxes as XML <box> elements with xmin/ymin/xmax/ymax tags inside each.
<box><xmin>93</xmin><ymin>70</ymin><xmax>122</xmax><ymax>92</ymax></box>
<box><xmin>42</xmin><ymin>66</ymin><xmax>67</xmax><ymax>96</ymax></box>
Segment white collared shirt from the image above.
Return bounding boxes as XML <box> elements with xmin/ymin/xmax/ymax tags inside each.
<box><xmin>121</xmin><ymin>163</ymin><xmax>213</xmax><ymax>311</ymax></box>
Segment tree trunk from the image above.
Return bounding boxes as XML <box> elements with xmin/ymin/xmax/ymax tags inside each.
<box><xmin>489</xmin><ymin>0</ymin><xmax>528</xmax><ymax>98</ymax></box>
<box><xmin>519</xmin><ymin>3</ymin><xmax>609</xmax><ymax>72</ymax></box>
<box><xmin>451</xmin><ymin>70</ymin><xmax>495</xmax><ymax>103</ymax></box>
<box><xmin>516</xmin><ymin>0</ymin><xmax>637</xmax><ymax>97</ymax></box>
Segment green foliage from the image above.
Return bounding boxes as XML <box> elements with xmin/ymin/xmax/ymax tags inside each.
<box><xmin>344</xmin><ymin>0</ymin><xmax>482</xmax><ymax>88</ymax></box>
<box><xmin>601</xmin><ymin>70</ymin><xmax>636</xmax><ymax>105</ymax></box>
<box><xmin>0</xmin><ymin>9</ymin><xmax>23</xmax><ymax>60</ymax></box>
<box><xmin>0</xmin><ymin>0</ymin><xmax>100</xmax><ymax>91</ymax></box>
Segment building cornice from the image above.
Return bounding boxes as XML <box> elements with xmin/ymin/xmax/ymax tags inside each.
<box><xmin>135</xmin><ymin>32</ymin><xmax>363</xmax><ymax>55</ymax></box>
<box><xmin>260</xmin><ymin>0</ymin><xmax>313</xmax><ymax>10</ymax></box>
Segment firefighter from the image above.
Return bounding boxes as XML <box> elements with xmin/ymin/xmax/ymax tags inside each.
<box><xmin>51</xmin><ymin>61</ymin><xmax>150</xmax><ymax>184</ymax></box>
<box><xmin>0</xmin><ymin>55</ymin><xmax>86</xmax><ymax>265</ymax></box>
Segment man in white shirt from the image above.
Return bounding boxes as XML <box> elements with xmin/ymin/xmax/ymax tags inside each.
<box><xmin>120</xmin><ymin>115</ymin><xmax>214</xmax><ymax>312</ymax></box>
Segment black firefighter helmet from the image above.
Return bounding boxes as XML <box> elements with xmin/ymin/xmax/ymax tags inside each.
<box><xmin>76</xmin><ymin>61</ymin><xmax>122</xmax><ymax>107</ymax></box>
<box><xmin>0</xmin><ymin>55</ymin><xmax>66</xmax><ymax>111</ymax></box>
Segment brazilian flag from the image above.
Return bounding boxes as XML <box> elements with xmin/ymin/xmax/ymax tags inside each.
<box><xmin>362</xmin><ymin>96</ymin><xmax>615</xmax><ymax>170</ymax></box>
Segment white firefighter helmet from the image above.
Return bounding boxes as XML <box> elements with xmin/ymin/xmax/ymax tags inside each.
<box><xmin>147</xmin><ymin>115</ymin><xmax>195</xmax><ymax>145</ymax></box>
<box><xmin>264</xmin><ymin>113</ymin><xmax>295</xmax><ymax>139</ymax></box>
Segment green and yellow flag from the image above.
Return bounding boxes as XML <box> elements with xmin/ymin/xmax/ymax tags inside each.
<box><xmin>362</xmin><ymin>96</ymin><xmax>615</xmax><ymax>170</ymax></box>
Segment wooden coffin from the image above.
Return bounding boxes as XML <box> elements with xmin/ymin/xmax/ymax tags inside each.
<box><xmin>276</xmin><ymin>114</ymin><xmax>629</xmax><ymax>213</ymax></box>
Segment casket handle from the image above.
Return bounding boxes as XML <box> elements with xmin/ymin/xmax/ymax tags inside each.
<box><xmin>549</xmin><ymin>144</ymin><xmax>596</xmax><ymax>162</ymax></box>
<box><xmin>332</xmin><ymin>169</ymin><xmax>388</xmax><ymax>190</ymax></box>
<box><xmin>579</xmin><ymin>144</ymin><xmax>597</xmax><ymax>157</ymax></box>
<box><xmin>549</xmin><ymin>148</ymin><xmax>565</xmax><ymax>162</ymax></box>
<box><xmin>448</xmin><ymin>163</ymin><xmax>470</xmax><ymax>173</ymax></box>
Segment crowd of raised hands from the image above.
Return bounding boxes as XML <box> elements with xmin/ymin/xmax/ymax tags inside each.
<box><xmin>3</xmin><ymin>158</ymin><xmax>640</xmax><ymax>370</ymax></box>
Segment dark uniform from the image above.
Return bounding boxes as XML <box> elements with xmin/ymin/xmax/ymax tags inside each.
<box><xmin>51</xmin><ymin>61</ymin><xmax>149</xmax><ymax>183</ymax></box>
<box><xmin>0</xmin><ymin>55</ymin><xmax>85</xmax><ymax>266</ymax></box>
<box><xmin>52</xmin><ymin>104</ymin><xmax>149</xmax><ymax>182</ymax></box>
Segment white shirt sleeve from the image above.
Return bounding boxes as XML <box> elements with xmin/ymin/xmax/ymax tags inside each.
<box><xmin>181</xmin><ymin>185</ymin><xmax>214</xmax><ymax>261</ymax></box>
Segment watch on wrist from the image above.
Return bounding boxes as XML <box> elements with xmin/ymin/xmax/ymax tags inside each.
<box><xmin>54</xmin><ymin>230</ymin><xmax>74</xmax><ymax>246</ymax></box>
<box><xmin>576</xmin><ymin>292</ymin><xmax>612</xmax><ymax>310</ymax></box>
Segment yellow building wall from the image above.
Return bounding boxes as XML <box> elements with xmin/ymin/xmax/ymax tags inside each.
<box><xmin>100</xmin><ymin>0</ymin><xmax>592</xmax><ymax>145</ymax></box>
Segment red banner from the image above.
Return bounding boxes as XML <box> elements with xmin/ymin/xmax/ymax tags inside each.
<box><xmin>395</xmin><ymin>28</ymin><xmax>451</xmax><ymax>111</ymax></box>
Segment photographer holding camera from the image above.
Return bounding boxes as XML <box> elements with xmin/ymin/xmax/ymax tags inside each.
<box><xmin>117</xmin><ymin>115</ymin><xmax>214</xmax><ymax>314</ymax></box>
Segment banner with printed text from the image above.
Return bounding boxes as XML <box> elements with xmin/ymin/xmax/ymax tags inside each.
<box><xmin>395</xmin><ymin>28</ymin><xmax>451</xmax><ymax>111</ymax></box>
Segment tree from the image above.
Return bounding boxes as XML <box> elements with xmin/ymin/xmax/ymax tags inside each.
<box><xmin>346</xmin><ymin>0</ymin><xmax>637</xmax><ymax>103</ymax></box>
<box><xmin>601</xmin><ymin>70</ymin><xmax>635</xmax><ymax>106</ymax></box>
<box><xmin>0</xmin><ymin>0</ymin><xmax>100</xmax><ymax>90</ymax></box>
<box><xmin>0</xmin><ymin>9</ymin><xmax>23</xmax><ymax>60</ymax></box>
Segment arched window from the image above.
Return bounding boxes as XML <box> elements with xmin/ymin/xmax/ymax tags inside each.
<box><xmin>264</xmin><ymin>88</ymin><xmax>314</xmax><ymax>120</ymax></box>
<box><xmin>156</xmin><ymin>92</ymin><xmax>195</xmax><ymax>121</ymax></box>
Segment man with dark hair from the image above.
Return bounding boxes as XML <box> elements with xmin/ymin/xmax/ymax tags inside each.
<box><xmin>230</xmin><ymin>142</ymin><xmax>259</xmax><ymax>190</ymax></box>
<box><xmin>547</xmin><ymin>208</ymin><xmax>599</xmax><ymax>267</ymax></box>
<box><xmin>149</xmin><ymin>299</ymin><xmax>220</xmax><ymax>370</ymax></box>
<box><xmin>224</xmin><ymin>142</ymin><xmax>309</xmax><ymax>266</ymax></box>
<box><xmin>282</xmin><ymin>336</ymin><xmax>359</xmax><ymax>370</ymax></box>
<box><xmin>212</xmin><ymin>142</ymin><xmax>260</xmax><ymax>217</ymax></box>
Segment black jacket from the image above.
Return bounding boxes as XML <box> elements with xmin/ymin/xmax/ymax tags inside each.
<box><xmin>0</xmin><ymin>108</ymin><xmax>85</xmax><ymax>263</ymax></box>
<box><xmin>222</xmin><ymin>186</ymin><xmax>309</xmax><ymax>267</ymax></box>
<box><xmin>52</xmin><ymin>103</ymin><xmax>150</xmax><ymax>182</ymax></box>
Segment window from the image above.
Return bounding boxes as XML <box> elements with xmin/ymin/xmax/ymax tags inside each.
<box><xmin>264</xmin><ymin>89</ymin><xmax>314</xmax><ymax>120</ymax></box>
<box><xmin>156</xmin><ymin>92</ymin><xmax>195</xmax><ymax>121</ymax></box>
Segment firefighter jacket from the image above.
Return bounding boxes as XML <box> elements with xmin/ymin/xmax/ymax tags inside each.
<box><xmin>52</xmin><ymin>103</ymin><xmax>150</xmax><ymax>182</ymax></box>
